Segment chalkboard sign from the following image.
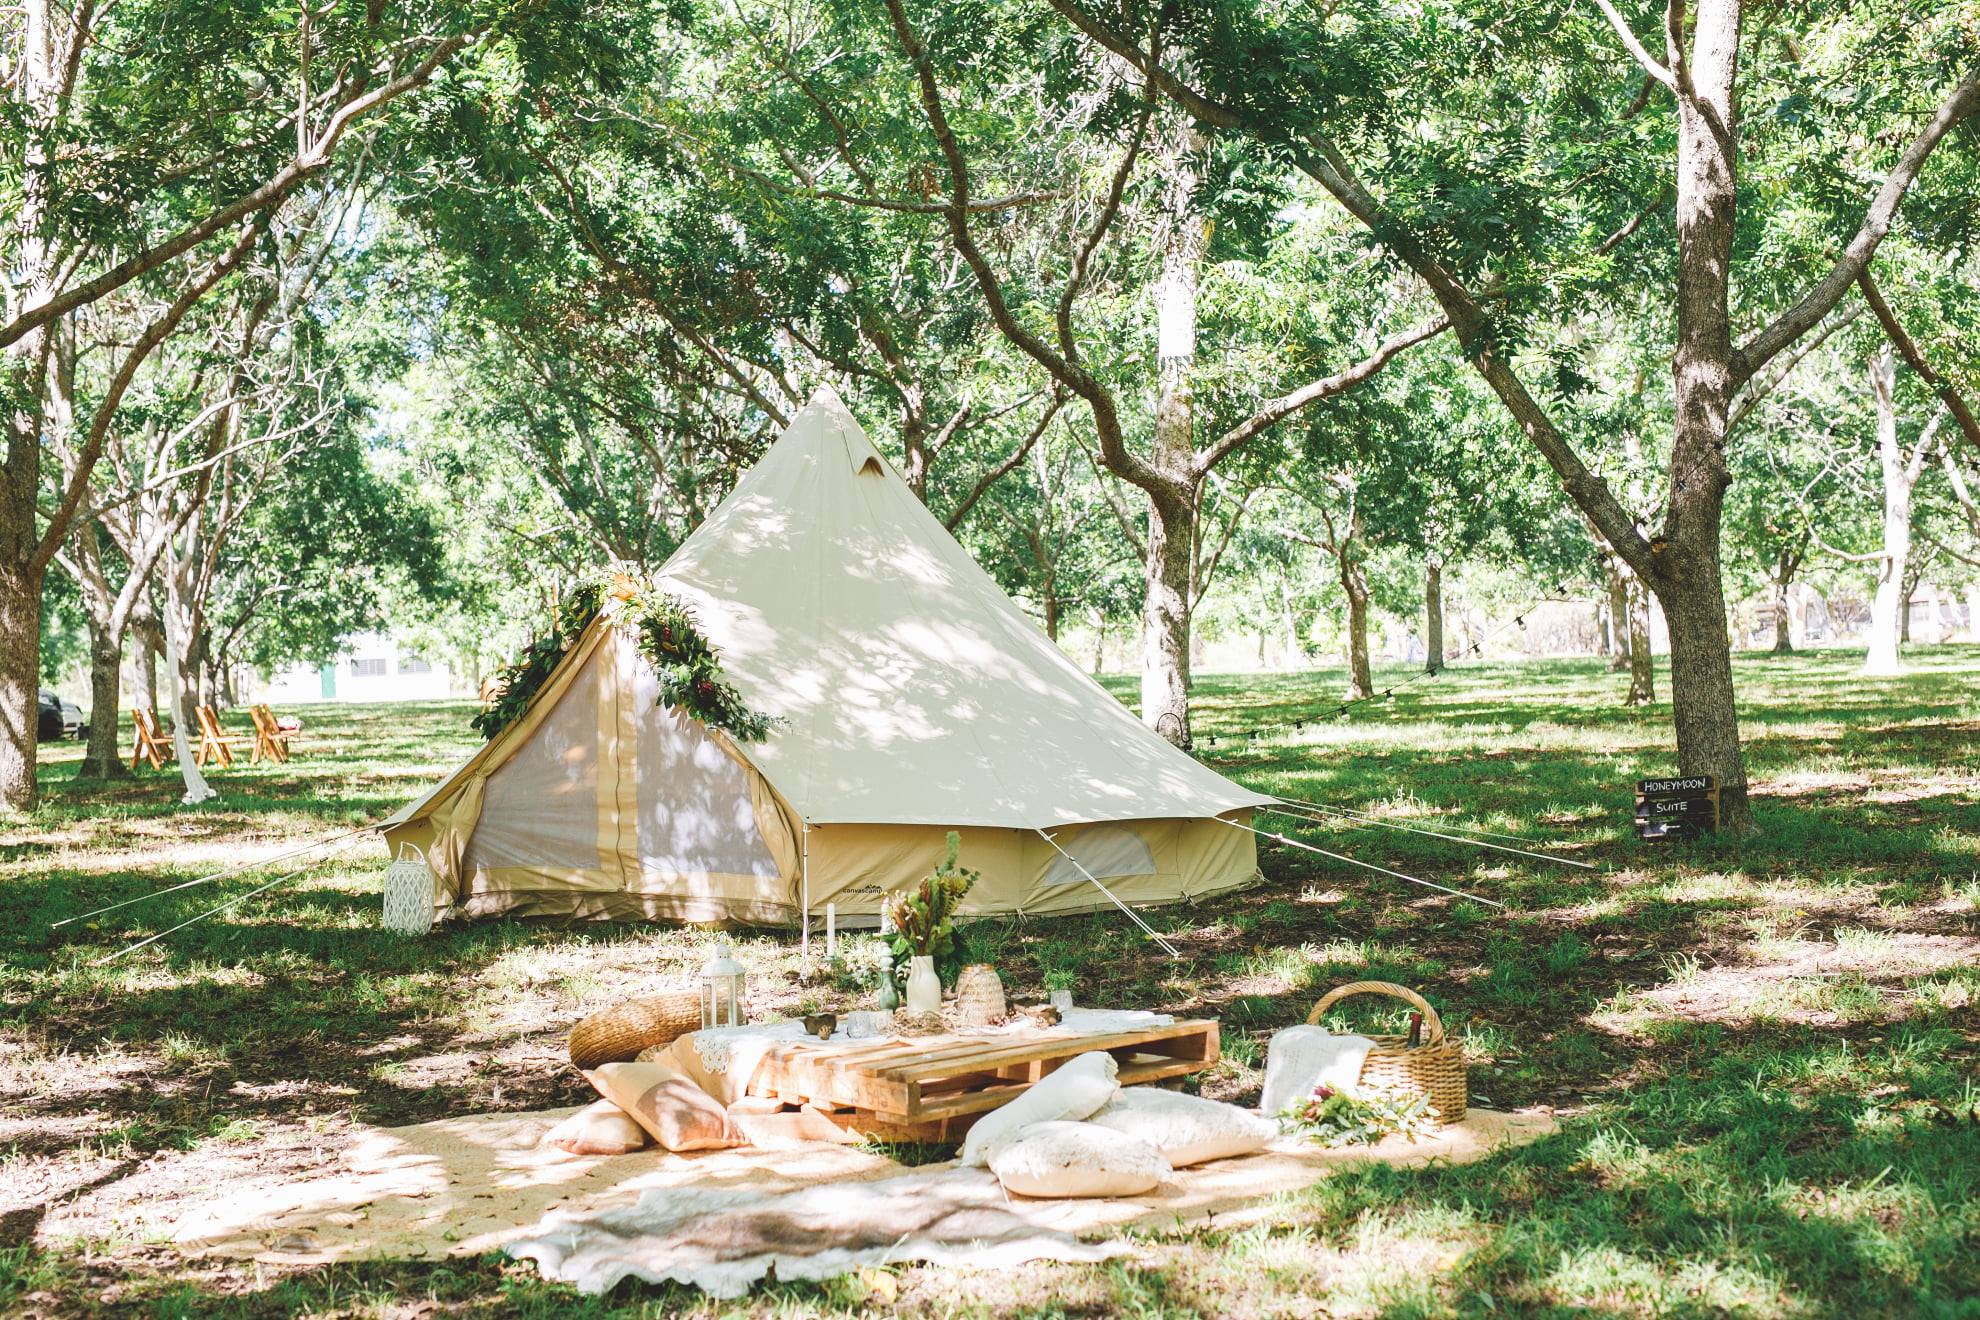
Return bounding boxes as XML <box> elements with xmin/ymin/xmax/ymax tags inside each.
<box><xmin>1635</xmin><ymin>773</ymin><xmax>1718</xmax><ymax>841</ymax></box>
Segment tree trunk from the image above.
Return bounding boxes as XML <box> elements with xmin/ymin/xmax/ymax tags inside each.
<box><xmin>1091</xmin><ymin>610</ymin><xmax>1107</xmax><ymax>675</ymax></box>
<box><xmin>132</xmin><ymin>612</ymin><xmax>161</xmax><ymax>716</ymax></box>
<box><xmin>1864</xmin><ymin>348</ymin><xmax>1914</xmax><ymax>676</ymax></box>
<box><xmin>79</xmin><ymin>626</ymin><xmax>129</xmax><ymax>780</ymax></box>
<box><xmin>1331</xmin><ymin>526</ymin><xmax>1373</xmax><ymax>700</ymax></box>
<box><xmin>1423</xmin><ymin>558</ymin><xmax>1444</xmax><ymax>674</ymax></box>
<box><xmin>1625</xmin><ymin>575</ymin><xmax>1655</xmax><ymax>704</ymax></box>
<box><xmin>0</xmin><ymin>562</ymin><xmax>41</xmax><ymax>812</ymax></box>
<box><xmin>1649</xmin><ymin>0</ymin><xmax>1753</xmax><ymax>830</ymax></box>
<box><xmin>1140</xmin><ymin>486</ymin><xmax>1195</xmax><ymax>744</ymax></box>
<box><xmin>1606</xmin><ymin>568</ymin><xmax>1632</xmax><ymax>671</ymax></box>
<box><xmin>1279</xmin><ymin>573</ymin><xmax>1301</xmax><ymax>664</ymax></box>
<box><xmin>1137</xmin><ymin>124</ymin><xmax>1206</xmax><ymax>748</ymax></box>
<box><xmin>1769</xmin><ymin>547</ymin><xmax>1798</xmax><ymax>655</ymax></box>
<box><xmin>1344</xmin><ymin>575</ymin><xmax>1373</xmax><ymax>700</ymax></box>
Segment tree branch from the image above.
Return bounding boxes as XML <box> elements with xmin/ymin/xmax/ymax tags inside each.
<box><xmin>880</xmin><ymin>0</ymin><xmax>1157</xmax><ymax>491</ymax></box>
<box><xmin>1588</xmin><ymin>0</ymin><xmax>1678</xmax><ymax>91</ymax></box>
<box><xmin>944</xmin><ymin>389</ymin><xmax>1065</xmax><ymax>530</ymax></box>
<box><xmin>1858</xmin><ymin>268</ymin><xmax>1980</xmax><ymax>457</ymax></box>
<box><xmin>31</xmin><ymin>218</ymin><xmax>265</xmax><ymax>578</ymax></box>
<box><xmin>1193</xmin><ymin>317</ymin><xmax>1450</xmax><ymax>476</ymax></box>
<box><xmin>1736</xmin><ymin>68</ymin><xmax>1980</xmax><ymax>382</ymax></box>
<box><xmin>0</xmin><ymin>24</ymin><xmax>489</xmax><ymax>350</ymax></box>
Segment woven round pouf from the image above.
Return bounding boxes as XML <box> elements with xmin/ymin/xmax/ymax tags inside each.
<box><xmin>954</xmin><ymin>964</ymin><xmax>1006</xmax><ymax>1027</ymax></box>
<box><xmin>568</xmin><ymin>991</ymin><xmax>703</xmax><ymax>1070</ymax></box>
<box><xmin>1307</xmin><ymin>981</ymin><xmax>1469</xmax><ymax>1124</ymax></box>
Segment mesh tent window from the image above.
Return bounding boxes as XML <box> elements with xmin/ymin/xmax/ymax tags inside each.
<box><xmin>1038</xmin><ymin>825</ymin><xmax>1157</xmax><ymax>892</ymax></box>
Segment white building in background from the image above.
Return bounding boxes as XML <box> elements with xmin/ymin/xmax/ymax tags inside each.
<box><xmin>258</xmin><ymin>630</ymin><xmax>458</xmax><ymax>705</ymax></box>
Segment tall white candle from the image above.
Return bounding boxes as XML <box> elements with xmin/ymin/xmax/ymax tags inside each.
<box><xmin>825</xmin><ymin>902</ymin><xmax>837</xmax><ymax>958</ymax></box>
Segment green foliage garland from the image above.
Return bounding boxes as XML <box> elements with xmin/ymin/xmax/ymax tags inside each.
<box><xmin>470</xmin><ymin>575</ymin><xmax>775</xmax><ymax>744</ymax></box>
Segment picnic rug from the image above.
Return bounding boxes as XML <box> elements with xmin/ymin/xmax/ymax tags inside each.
<box><xmin>156</xmin><ymin>1104</ymin><xmax>1556</xmax><ymax>1291</ymax></box>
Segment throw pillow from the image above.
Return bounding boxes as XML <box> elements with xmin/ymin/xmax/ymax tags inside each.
<box><xmin>959</xmin><ymin>1049</ymin><xmax>1119</xmax><ymax>1168</ymax></box>
<box><xmin>1088</xmin><ymin>1087</ymin><xmax>1278</xmax><ymax>1166</ymax></box>
<box><xmin>585</xmin><ymin>1062</ymin><xmax>735</xmax><ymax>1152</ymax></box>
<box><xmin>540</xmin><ymin>1099</ymin><xmax>651</xmax><ymax>1157</ymax></box>
<box><xmin>989</xmin><ymin>1121</ymin><xmax>1170</xmax><ymax>1198</ymax></box>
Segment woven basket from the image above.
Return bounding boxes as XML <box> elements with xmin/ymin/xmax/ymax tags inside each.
<box><xmin>568</xmin><ymin>991</ymin><xmax>703</xmax><ymax>1070</ymax></box>
<box><xmin>1307</xmin><ymin>981</ymin><xmax>1468</xmax><ymax>1124</ymax></box>
<box><xmin>954</xmin><ymin>964</ymin><xmax>1006</xmax><ymax>1027</ymax></box>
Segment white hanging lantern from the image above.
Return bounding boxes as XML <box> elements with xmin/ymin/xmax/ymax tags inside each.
<box><xmin>700</xmin><ymin>943</ymin><xmax>747</xmax><ymax>1029</ymax></box>
<box><xmin>382</xmin><ymin>842</ymin><xmax>435</xmax><ymax>936</ymax></box>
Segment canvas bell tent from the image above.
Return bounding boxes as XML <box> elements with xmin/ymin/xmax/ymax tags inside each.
<box><xmin>382</xmin><ymin>388</ymin><xmax>1269</xmax><ymax>926</ymax></box>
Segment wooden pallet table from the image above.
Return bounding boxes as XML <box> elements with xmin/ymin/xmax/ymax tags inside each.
<box><xmin>747</xmin><ymin>1018</ymin><xmax>1219</xmax><ymax>1143</ymax></box>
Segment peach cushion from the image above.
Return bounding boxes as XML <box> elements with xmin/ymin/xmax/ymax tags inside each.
<box><xmin>541</xmin><ymin>1099</ymin><xmax>651</xmax><ymax>1156</ymax></box>
<box><xmin>585</xmin><ymin>1062</ymin><xmax>735</xmax><ymax>1152</ymax></box>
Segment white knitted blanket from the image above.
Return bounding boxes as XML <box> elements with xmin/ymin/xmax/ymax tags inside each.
<box><xmin>1259</xmin><ymin>1025</ymin><xmax>1375</xmax><ymax>1115</ymax></box>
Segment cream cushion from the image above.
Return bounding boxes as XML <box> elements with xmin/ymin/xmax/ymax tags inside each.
<box><xmin>1087</xmin><ymin>1087</ymin><xmax>1278</xmax><ymax>1167</ymax></box>
<box><xmin>540</xmin><ymin>1099</ymin><xmax>651</xmax><ymax>1156</ymax></box>
<box><xmin>586</xmin><ymin>1062</ymin><xmax>735</xmax><ymax>1152</ymax></box>
<box><xmin>988</xmin><ymin>1121</ymin><xmax>1169</xmax><ymax>1199</ymax></box>
<box><xmin>959</xmin><ymin>1050</ymin><xmax>1119</xmax><ymax>1167</ymax></box>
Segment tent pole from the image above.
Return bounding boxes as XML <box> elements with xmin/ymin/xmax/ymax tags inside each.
<box><xmin>799</xmin><ymin>820</ymin><xmax>811</xmax><ymax>968</ymax></box>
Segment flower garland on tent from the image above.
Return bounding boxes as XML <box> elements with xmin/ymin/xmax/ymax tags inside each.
<box><xmin>471</xmin><ymin>575</ymin><xmax>776</xmax><ymax>743</ymax></box>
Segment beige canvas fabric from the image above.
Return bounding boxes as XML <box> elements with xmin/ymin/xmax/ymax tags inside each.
<box><xmin>383</xmin><ymin>388</ymin><xmax>1267</xmax><ymax>923</ymax></box>
<box><xmin>655</xmin><ymin>388</ymin><xmax>1269</xmax><ymax>828</ymax></box>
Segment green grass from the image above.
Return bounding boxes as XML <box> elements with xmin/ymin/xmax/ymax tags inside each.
<box><xmin>3</xmin><ymin>645</ymin><xmax>1977</xmax><ymax>1316</ymax></box>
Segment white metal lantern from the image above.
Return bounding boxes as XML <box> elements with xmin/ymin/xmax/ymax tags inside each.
<box><xmin>699</xmin><ymin>943</ymin><xmax>747</xmax><ymax>1029</ymax></box>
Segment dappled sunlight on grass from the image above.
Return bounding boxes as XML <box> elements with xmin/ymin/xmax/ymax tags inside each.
<box><xmin>4</xmin><ymin>649</ymin><xmax>1977</xmax><ymax>1313</ymax></box>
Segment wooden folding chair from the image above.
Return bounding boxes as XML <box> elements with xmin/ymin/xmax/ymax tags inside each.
<box><xmin>195</xmin><ymin>705</ymin><xmax>236</xmax><ymax>768</ymax></box>
<box><xmin>250</xmin><ymin>704</ymin><xmax>292</xmax><ymax>764</ymax></box>
<box><xmin>129</xmin><ymin>708</ymin><xmax>169</xmax><ymax>770</ymax></box>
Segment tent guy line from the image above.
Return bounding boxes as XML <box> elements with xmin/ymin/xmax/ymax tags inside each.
<box><xmin>1275</xmin><ymin>795</ymin><xmax>1568</xmax><ymax>847</ymax></box>
<box><xmin>1212</xmin><ymin>816</ymin><xmax>1508</xmax><ymax>909</ymax></box>
<box><xmin>52</xmin><ymin>820</ymin><xmax>386</xmax><ymax>930</ymax></box>
<box><xmin>89</xmin><ymin>836</ymin><xmax>370</xmax><ymax>966</ymax></box>
<box><xmin>1262</xmin><ymin>802</ymin><xmax>1597</xmax><ymax>870</ymax></box>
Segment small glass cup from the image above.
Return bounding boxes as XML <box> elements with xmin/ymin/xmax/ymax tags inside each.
<box><xmin>1049</xmin><ymin>989</ymin><xmax>1074</xmax><ymax>1014</ymax></box>
<box><xmin>846</xmin><ymin>1009</ymin><xmax>892</xmax><ymax>1039</ymax></box>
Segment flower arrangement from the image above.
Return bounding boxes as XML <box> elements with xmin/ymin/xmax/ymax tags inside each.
<box><xmin>1277</xmin><ymin>1085</ymin><xmax>1440</xmax><ymax>1148</ymax></box>
<box><xmin>882</xmin><ymin>831</ymin><xmax>978</xmax><ymax>987</ymax></box>
<box><xmin>471</xmin><ymin>572</ymin><xmax>776</xmax><ymax>743</ymax></box>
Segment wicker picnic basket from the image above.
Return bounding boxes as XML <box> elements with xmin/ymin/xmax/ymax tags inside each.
<box><xmin>1307</xmin><ymin>981</ymin><xmax>1467</xmax><ymax>1124</ymax></box>
<box><xmin>568</xmin><ymin>991</ymin><xmax>702</xmax><ymax>1070</ymax></box>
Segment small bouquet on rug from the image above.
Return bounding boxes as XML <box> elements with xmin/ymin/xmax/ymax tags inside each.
<box><xmin>1277</xmin><ymin>1084</ymin><xmax>1439</xmax><ymax>1148</ymax></box>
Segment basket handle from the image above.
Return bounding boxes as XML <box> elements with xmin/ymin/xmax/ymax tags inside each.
<box><xmin>395</xmin><ymin>842</ymin><xmax>426</xmax><ymax>865</ymax></box>
<box><xmin>1307</xmin><ymin>980</ymin><xmax>1445</xmax><ymax>1047</ymax></box>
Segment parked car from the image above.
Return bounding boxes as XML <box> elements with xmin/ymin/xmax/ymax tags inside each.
<box><xmin>37</xmin><ymin>690</ymin><xmax>88</xmax><ymax>741</ymax></box>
